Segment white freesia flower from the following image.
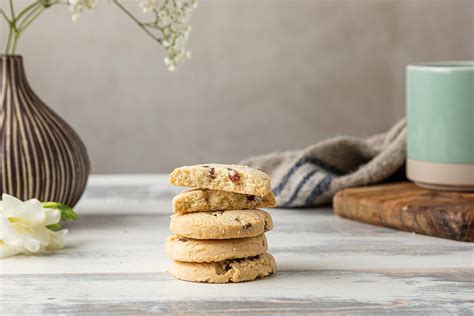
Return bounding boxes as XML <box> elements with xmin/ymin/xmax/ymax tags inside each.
<box><xmin>0</xmin><ymin>194</ymin><xmax>68</xmax><ymax>259</ymax></box>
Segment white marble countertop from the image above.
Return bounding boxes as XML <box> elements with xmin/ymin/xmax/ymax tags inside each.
<box><xmin>1</xmin><ymin>175</ymin><xmax>473</xmax><ymax>315</ymax></box>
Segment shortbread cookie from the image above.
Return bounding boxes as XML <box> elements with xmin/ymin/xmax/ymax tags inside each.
<box><xmin>172</xmin><ymin>189</ymin><xmax>276</xmax><ymax>214</ymax></box>
<box><xmin>169</xmin><ymin>164</ymin><xmax>271</xmax><ymax>196</ymax></box>
<box><xmin>166</xmin><ymin>234</ymin><xmax>268</xmax><ymax>262</ymax></box>
<box><xmin>169</xmin><ymin>209</ymin><xmax>273</xmax><ymax>239</ymax></box>
<box><xmin>169</xmin><ymin>253</ymin><xmax>276</xmax><ymax>283</ymax></box>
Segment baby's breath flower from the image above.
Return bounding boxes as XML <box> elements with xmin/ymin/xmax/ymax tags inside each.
<box><xmin>151</xmin><ymin>0</ymin><xmax>197</xmax><ymax>71</ymax></box>
<box><xmin>68</xmin><ymin>0</ymin><xmax>96</xmax><ymax>22</ymax></box>
<box><xmin>65</xmin><ymin>0</ymin><xmax>197</xmax><ymax>71</ymax></box>
<box><xmin>140</xmin><ymin>0</ymin><xmax>159</xmax><ymax>13</ymax></box>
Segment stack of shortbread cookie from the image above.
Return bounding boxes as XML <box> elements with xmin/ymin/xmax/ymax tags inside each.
<box><xmin>167</xmin><ymin>164</ymin><xmax>277</xmax><ymax>283</ymax></box>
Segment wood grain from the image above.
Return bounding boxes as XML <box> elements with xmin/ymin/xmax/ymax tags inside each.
<box><xmin>333</xmin><ymin>182</ymin><xmax>474</xmax><ymax>241</ymax></box>
<box><xmin>1</xmin><ymin>175</ymin><xmax>473</xmax><ymax>314</ymax></box>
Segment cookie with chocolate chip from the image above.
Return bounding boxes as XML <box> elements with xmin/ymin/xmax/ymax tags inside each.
<box><xmin>169</xmin><ymin>252</ymin><xmax>276</xmax><ymax>283</ymax></box>
<box><xmin>169</xmin><ymin>164</ymin><xmax>271</xmax><ymax>196</ymax></box>
<box><xmin>166</xmin><ymin>234</ymin><xmax>268</xmax><ymax>262</ymax></box>
<box><xmin>169</xmin><ymin>209</ymin><xmax>273</xmax><ymax>239</ymax></box>
<box><xmin>172</xmin><ymin>189</ymin><xmax>276</xmax><ymax>214</ymax></box>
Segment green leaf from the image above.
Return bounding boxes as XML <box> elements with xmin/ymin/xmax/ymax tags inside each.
<box><xmin>42</xmin><ymin>202</ymin><xmax>78</xmax><ymax>222</ymax></box>
<box><xmin>46</xmin><ymin>223</ymin><xmax>62</xmax><ymax>231</ymax></box>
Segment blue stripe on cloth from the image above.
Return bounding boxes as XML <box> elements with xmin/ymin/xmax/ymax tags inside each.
<box><xmin>281</xmin><ymin>169</ymin><xmax>319</xmax><ymax>207</ymax></box>
<box><xmin>304</xmin><ymin>174</ymin><xmax>333</xmax><ymax>206</ymax></box>
<box><xmin>273</xmin><ymin>157</ymin><xmax>342</xmax><ymax>196</ymax></box>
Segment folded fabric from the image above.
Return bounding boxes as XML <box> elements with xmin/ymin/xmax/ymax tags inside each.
<box><xmin>241</xmin><ymin>119</ymin><xmax>406</xmax><ymax>207</ymax></box>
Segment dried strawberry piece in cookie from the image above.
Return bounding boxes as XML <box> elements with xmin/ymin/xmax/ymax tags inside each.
<box><xmin>227</xmin><ymin>168</ymin><xmax>240</xmax><ymax>183</ymax></box>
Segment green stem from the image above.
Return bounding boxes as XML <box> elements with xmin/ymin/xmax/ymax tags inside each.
<box><xmin>4</xmin><ymin>0</ymin><xmax>61</xmax><ymax>55</ymax></box>
<box><xmin>18</xmin><ymin>6</ymin><xmax>45</xmax><ymax>33</ymax></box>
<box><xmin>12</xmin><ymin>6</ymin><xmax>45</xmax><ymax>54</ymax></box>
<box><xmin>3</xmin><ymin>0</ymin><xmax>17</xmax><ymax>54</ymax></box>
<box><xmin>0</xmin><ymin>9</ymin><xmax>11</xmax><ymax>23</ymax></box>
<box><xmin>3</xmin><ymin>25</ymin><xmax>14</xmax><ymax>55</ymax></box>
<box><xmin>17</xmin><ymin>3</ymin><xmax>42</xmax><ymax>31</ymax></box>
<box><xmin>9</xmin><ymin>0</ymin><xmax>15</xmax><ymax>24</ymax></box>
<box><xmin>112</xmin><ymin>0</ymin><xmax>163</xmax><ymax>44</ymax></box>
<box><xmin>14</xmin><ymin>2</ymin><xmax>41</xmax><ymax>23</ymax></box>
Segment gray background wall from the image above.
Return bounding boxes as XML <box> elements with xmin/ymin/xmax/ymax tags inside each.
<box><xmin>2</xmin><ymin>0</ymin><xmax>473</xmax><ymax>173</ymax></box>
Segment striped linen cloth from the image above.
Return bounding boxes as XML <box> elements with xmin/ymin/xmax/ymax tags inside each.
<box><xmin>241</xmin><ymin>119</ymin><xmax>406</xmax><ymax>207</ymax></box>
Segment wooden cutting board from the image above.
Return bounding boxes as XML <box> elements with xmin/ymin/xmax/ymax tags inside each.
<box><xmin>333</xmin><ymin>182</ymin><xmax>474</xmax><ymax>241</ymax></box>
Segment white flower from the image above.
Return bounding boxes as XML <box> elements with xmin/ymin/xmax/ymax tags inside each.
<box><xmin>65</xmin><ymin>0</ymin><xmax>197</xmax><ymax>70</ymax></box>
<box><xmin>140</xmin><ymin>0</ymin><xmax>159</xmax><ymax>13</ymax></box>
<box><xmin>0</xmin><ymin>194</ymin><xmax>68</xmax><ymax>259</ymax></box>
<box><xmin>68</xmin><ymin>0</ymin><xmax>97</xmax><ymax>22</ymax></box>
<box><xmin>151</xmin><ymin>0</ymin><xmax>197</xmax><ymax>71</ymax></box>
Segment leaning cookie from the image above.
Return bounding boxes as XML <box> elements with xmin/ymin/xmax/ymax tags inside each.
<box><xmin>169</xmin><ymin>209</ymin><xmax>273</xmax><ymax>240</ymax></box>
<box><xmin>169</xmin><ymin>253</ymin><xmax>276</xmax><ymax>283</ymax></box>
<box><xmin>172</xmin><ymin>189</ymin><xmax>276</xmax><ymax>214</ymax></box>
<box><xmin>169</xmin><ymin>164</ymin><xmax>271</xmax><ymax>196</ymax></box>
<box><xmin>166</xmin><ymin>234</ymin><xmax>268</xmax><ymax>262</ymax></box>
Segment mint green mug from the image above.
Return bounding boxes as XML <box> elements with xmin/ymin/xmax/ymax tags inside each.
<box><xmin>406</xmin><ymin>61</ymin><xmax>474</xmax><ymax>191</ymax></box>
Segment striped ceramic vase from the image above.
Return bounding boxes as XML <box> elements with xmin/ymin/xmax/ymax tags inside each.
<box><xmin>0</xmin><ymin>55</ymin><xmax>90</xmax><ymax>207</ymax></box>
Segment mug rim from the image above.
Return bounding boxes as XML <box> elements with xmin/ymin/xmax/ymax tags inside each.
<box><xmin>408</xmin><ymin>60</ymin><xmax>474</xmax><ymax>72</ymax></box>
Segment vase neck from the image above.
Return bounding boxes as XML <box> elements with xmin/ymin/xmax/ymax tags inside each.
<box><xmin>0</xmin><ymin>55</ymin><xmax>28</xmax><ymax>89</ymax></box>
